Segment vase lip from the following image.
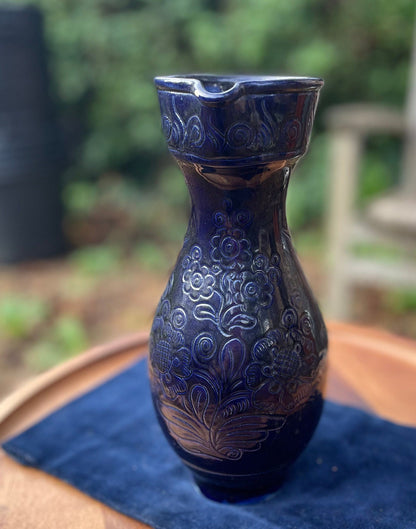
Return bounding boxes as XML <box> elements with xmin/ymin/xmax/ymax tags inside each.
<box><xmin>154</xmin><ymin>74</ymin><xmax>323</xmax><ymax>103</ymax></box>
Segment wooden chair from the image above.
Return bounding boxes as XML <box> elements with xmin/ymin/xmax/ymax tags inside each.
<box><xmin>325</xmin><ymin>24</ymin><xmax>416</xmax><ymax>319</ymax></box>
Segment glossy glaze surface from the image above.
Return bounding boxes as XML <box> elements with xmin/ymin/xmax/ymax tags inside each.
<box><xmin>149</xmin><ymin>75</ymin><xmax>327</xmax><ymax>502</ymax></box>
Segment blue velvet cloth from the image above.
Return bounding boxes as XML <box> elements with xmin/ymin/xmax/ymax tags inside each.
<box><xmin>3</xmin><ymin>360</ymin><xmax>416</xmax><ymax>529</ymax></box>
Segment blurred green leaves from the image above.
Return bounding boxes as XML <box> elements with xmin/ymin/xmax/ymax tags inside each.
<box><xmin>287</xmin><ymin>134</ymin><xmax>328</xmax><ymax>231</ymax></box>
<box><xmin>0</xmin><ymin>297</ymin><xmax>49</xmax><ymax>339</ymax></box>
<box><xmin>71</xmin><ymin>245</ymin><xmax>122</xmax><ymax>275</ymax></box>
<box><xmin>288</xmin><ymin>40</ymin><xmax>338</xmax><ymax>77</ymax></box>
<box><xmin>24</xmin><ymin>316</ymin><xmax>88</xmax><ymax>372</ymax></box>
<box><xmin>8</xmin><ymin>0</ymin><xmax>415</xmax><ymax>183</ymax></box>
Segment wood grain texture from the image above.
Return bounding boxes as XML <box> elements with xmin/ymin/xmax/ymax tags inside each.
<box><xmin>0</xmin><ymin>452</ymin><xmax>149</xmax><ymax>529</ymax></box>
<box><xmin>0</xmin><ymin>321</ymin><xmax>415</xmax><ymax>528</ymax></box>
<box><xmin>326</xmin><ymin>321</ymin><xmax>416</xmax><ymax>426</ymax></box>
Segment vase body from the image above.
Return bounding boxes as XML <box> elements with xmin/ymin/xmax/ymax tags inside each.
<box><xmin>149</xmin><ymin>75</ymin><xmax>327</xmax><ymax>502</ymax></box>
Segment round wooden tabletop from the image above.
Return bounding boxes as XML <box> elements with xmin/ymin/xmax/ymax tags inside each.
<box><xmin>0</xmin><ymin>321</ymin><xmax>415</xmax><ymax>529</ymax></box>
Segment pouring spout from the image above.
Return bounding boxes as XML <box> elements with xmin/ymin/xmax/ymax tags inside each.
<box><xmin>154</xmin><ymin>74</ymin><xmax>323</xmax><ymax>105</ymax></box>
<box><xmin>155</xmin><ymin>74</ymin><xmax>323</xmax><ymax>164</ymax></box>
<box><xmin>155</xmin><ymin>75</ymin><xmax>242</xmax><ymax>104</ymax></box>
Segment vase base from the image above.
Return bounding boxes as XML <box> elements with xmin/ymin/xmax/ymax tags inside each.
<box><xmin>192</xmin><ymin>469</ymin><xmax>287</xmax><ymax>503</ymax></box>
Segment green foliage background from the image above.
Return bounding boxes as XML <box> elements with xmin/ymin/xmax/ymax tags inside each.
<box><xmin>8</xmin><ymin>0</ymin><xmax>416</xmax><ymax>227</ymax></box>
<box><xmin>1</xmin><ymin>0</ymin><xmax>416</xmax><ymax>374</ymax></box>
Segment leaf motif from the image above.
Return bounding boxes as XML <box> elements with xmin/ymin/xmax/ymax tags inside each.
<box><xmin>220</xmin><ymin>338</ymin><xmax>246</xmax><ymax>385</ymax></box>
<box><xmin>222</xmin><ymin>305</ymin><xmax>257</xmax><ymax>332</ymax></box>
<box><xmin>220</xmin><ymin>273</ymin><xmax>237</xmax><ymax>305</ymax></box>
<box><xmin>219</xmin><ymin>392</ymin><xmax>250</xmax><ymax>418</ymax></box>
<box><xmin>158</xmin><ymin>403</ymin><xmax>222</xmax><ymax>461</ymax></box>
<box><xmin>164</xmin><ymin>377</ymin><xmax>187</xmax><ymax>399</ymax></box>
<box><xmin>212</xmin><ymin>414</ymin><xmax>287</xmax><ymax>460</ymax></box>
<box><xmin>159</xmin><ymin>403</ymin><xmax>204</xmax><ymax>439</ymax></box>
<box><xmin>190</xmin><ymin>385</ymin><xmax>209</xmax><ymax>426</ymax></box>
<box><xmin>194</xmin><ymin>303</ymin><xmax>217</xmax><ymax>324</ymax></box>
<box><xmin>228</xmin><ymin>313</ymin><xmax>257</xmax><ymax>330</ymax></box>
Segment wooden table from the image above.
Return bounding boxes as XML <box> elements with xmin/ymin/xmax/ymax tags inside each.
<box><xmin>0</xmin><ymin>321</ymin><xmax>415</xmax><ymax>529</ymax></box>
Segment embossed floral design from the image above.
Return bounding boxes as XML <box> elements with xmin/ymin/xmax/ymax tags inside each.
<box><xmin>150</xmin><ymin>300</ymin><xmax>192</xmax><ymax>399</ymax></box>
<box><xmin>300</xmin><ymin>311</ymin><xmax>314</xmax><ymax>336</ymax></box>
<box><xmin>233</xmin><ymin>270</ymin><xmax>274</xmax><ymax>312</ymax></box>
<box><xmin>245</xmin><ymin>307</ymin><xmax>319</xmax><ymax>413</ymax></box>
<box><xmin>253</xmin><ymin>252</ymin><xmax>281</xmax><ymax>283</ymax></box>
<box><xmin>231</xmin><ymin>253</ymin><xmax>281</xmax><ymax>311</ymax></box>
<box><xmin>192</xmin><ymin>332</ymin><xmax>217</xmax><ymax>364</ymax></box>
<box><xmin>182</xmin><ymin>246</ymin><xmax>215</xmax><ymax>301</ymax></box>
<box><xmin>210</xmin><ymin>229</ymin><xmax>251</xmax><ymax>269</ymax></box>
<box><xmin>162</xmin><ymin>99</ymin><xmax>205</xmax><ymax>150</ymax></box>
<box><xmin>180</xmin><ymin>204</ymin><xmax>282</xmax><ymax>335</ymax></box>
<box><xmin>281</xmin><ymin>307</ymin><xmax>298</xmax><ymax>328</ymax></box>
<box><xmin>282</xmin><ymin>117</ymin><xmax>302</xmax><ymax>150</ymax></box>
<box><xmin>150</xmin><ymin>192</ymin><xmax>324</xmax><ymax>461</ymax></box>
<box><xmin>157</xmin><ymin>337</ymin><xmax>287</xmax><ymax>461</ymax></box>
<box><xmin>160</xmin><ymin>96</ymin><xmax>305</xmax><ymax>157</ymax></box>
<box><xmin>246</xmin><ymin>329</ymin><xmax>302</xmax><ymax>392</ymax></box>
<box><xmin>209</xmin><ymin>203</ymin><xmax>252</xmax><ymax>270</ymax></box>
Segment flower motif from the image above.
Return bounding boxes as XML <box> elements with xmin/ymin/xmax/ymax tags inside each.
<box><xmin>281</xmin><ymin>307</ymin><xmax>298</xmax><ymax>328</ymax></box>
<box><xmin>151</xmin><ymin>302</ymin><xmax>192</xmax><ymax>399</ymax></box>
<box><xmin>245</xmin><ymin>328</ymin><xmax>303</xmax><ymax>405</ymax></box>
<box><xmin>252</xmin><ymin>253</ymin><xmax>269</xmax><ymax>271</ymax></box>
<box><xmin>210</xmin><ymin>228</ymin><xmax>252</xmax><ymax>269</ymax></box>
<box><xmin>233</xmin><ymin>270</ymin><xmax>274</xmax><ymax>312</ymax></box>
<box><xmin>182</xmin><ymin>261</ymin><xmax>215</xmax><ymax>301</ymax></box>
<box><xmin>300</xmin><ymin>311</ymin><xmax>314</xmax><ymax>336</ymax></box>
<box><xmin>252</xmin><ymin>253</ymin><xmax>281</xmax><ymax>284</ymax></box>
<box><xmin>171</xmin><ymin>307</ymin><xmax>187</xmax><ymax>329</ymax></box>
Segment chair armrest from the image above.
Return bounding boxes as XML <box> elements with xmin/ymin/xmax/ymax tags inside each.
<box><xmin>325</xmin><ymin>104</ymin><xmax>405</xmax><ymax>135</ymax></box>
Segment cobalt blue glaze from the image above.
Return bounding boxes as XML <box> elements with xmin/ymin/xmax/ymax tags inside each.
<box><xmin>149</xmin><ymin>75</ymin><xmax>327</xmax><ymax>502</ymax></box>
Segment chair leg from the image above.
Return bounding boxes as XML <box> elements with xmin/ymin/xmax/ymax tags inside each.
<box><xmin>326</xmin><ymin>130</ymin><xmax>362</xmax><ymax>320</ymax></box>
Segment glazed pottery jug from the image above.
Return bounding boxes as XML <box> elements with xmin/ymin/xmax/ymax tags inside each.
<box><xmin>149</xmin><ymin>75</ymin><xmax>327</xmax><ymax>502</ymax></box>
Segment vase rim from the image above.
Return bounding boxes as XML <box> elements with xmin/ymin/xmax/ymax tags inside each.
<box><xmin>155</xmin><ymin>74</ymin><xmax>323</xmax><ymax>103</ymax></box>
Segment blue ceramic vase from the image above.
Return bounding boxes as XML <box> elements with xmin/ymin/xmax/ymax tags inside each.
<box><xmin>149</xmin><ymin>75</ymin><xmax>327</xmax><ymax>502</ymax></box>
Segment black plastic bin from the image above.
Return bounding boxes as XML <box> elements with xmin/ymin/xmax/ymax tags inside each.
<box><xmin>0</xmin><ymin>6</ymin><xmax>66</xmax><ymax>263</ymax></box>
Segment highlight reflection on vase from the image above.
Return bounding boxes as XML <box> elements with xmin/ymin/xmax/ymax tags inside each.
<box><xmin>149</xmin><ymin>75</ymin><xmax>327</xmax><ymax>502</ymax></box>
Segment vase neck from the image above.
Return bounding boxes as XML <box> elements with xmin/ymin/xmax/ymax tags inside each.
<box><xmin>178</xmin><ymin>160</ymin><xmax>294</xmax><ymax>247</ymax></box>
